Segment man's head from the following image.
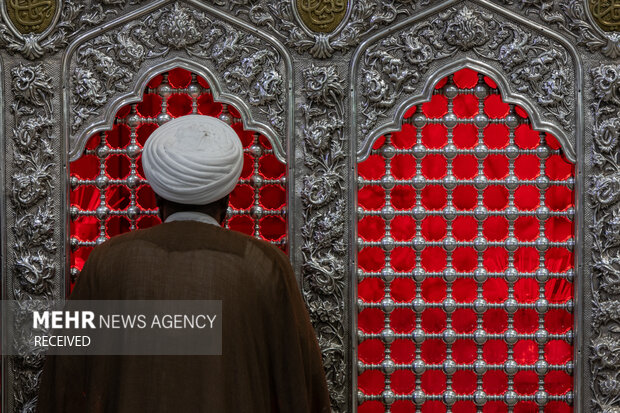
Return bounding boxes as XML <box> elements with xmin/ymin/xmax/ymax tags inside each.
<box><xmin>141</xmin><ymin>115</ymin><xmax>243</xmax><ymax>223</ymax></box>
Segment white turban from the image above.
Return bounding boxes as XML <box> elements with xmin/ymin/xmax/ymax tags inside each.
<box><xmin>141</xmin><ymin>115</ymin><xmax>243</xmax><ymax>205</ymax></box>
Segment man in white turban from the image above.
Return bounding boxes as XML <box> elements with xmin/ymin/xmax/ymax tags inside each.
<box><xmin>37</xmin><ymin>115</ymin><xmax>331</xmax><ymax>413</ymax></box>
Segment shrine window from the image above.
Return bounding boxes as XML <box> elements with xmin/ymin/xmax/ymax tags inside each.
<box><xmin>69</xmin><ymin>68</ymin><xmax>287</xmax><ymax>289</ymax></box>
<box><xmin>356</xmin><ymin>69</ymin><xmax>575</xmax><ymax>412</ymax></box>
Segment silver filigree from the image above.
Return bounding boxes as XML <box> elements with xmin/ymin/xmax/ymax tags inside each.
<box><xmin>357</xmin><ymin>5</ymin><xmax>575</xmax><ymax>146</ymax></box>
<box><xmin>70</xmin><ymin>2</ymin><xmax>285</xmax><ymax>140</ymax></box>
<box><xmin>300</xmin><ymin>64</ymin><xmax>347</xmax><ymax>411</ymax></box>
<box><xmin>590</xmin><ymin>64</ymin><xmax>620</xmax><ymax>413</ymax></box>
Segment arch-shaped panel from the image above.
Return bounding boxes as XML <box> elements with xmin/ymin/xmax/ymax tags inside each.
<box><xmin>351</xmin><ymin>1</ymin><xmax>582</xmax><ymax>163</ymax></box>
<box><xmin>63</xmin><ymin>0</ymin><xmax>293</xmax><ymax>163</ymax></box>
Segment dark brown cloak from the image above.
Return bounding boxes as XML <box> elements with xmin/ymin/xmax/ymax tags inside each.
<box><xmin>36</xmin><ymin>221</ymin><xmax>331</xmax><ymax>413</ymax></box>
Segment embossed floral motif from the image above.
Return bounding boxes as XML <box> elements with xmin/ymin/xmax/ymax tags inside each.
<box><xmin>591</xmin><ymin>63</ymin><xmax>620</xmax><ymax>412</ymax></box>
<box><xmin>71</xmin><ymin>3</ymin><xmax>286</xmax><ymax>139</ymax></box>
<box><xmin>11</xmin><ymin>64</ymin><xmax>53</xmax><ymax>112</ymax></box>
<box><xmin>593</xmin><ymin>64</ymin><xmax>620</xmax><ymax>106</ymax></box>
<box><xmin>9</xmin><ymin>62</ymin><xmax>57</xmax><ymax>412</ymax></box>
<box><xmin>300</xmin><ymin>65</ymin><xmax>347</xmax><ymax>411</ymax></box>
<box><xmin>303</xmin><ymin>64</ymin><xmax>344</xmax><ymax>108</ymax></box>
<box><xmin>155</xmin><ymin>3</ymin><xmax>201</xmax><ymax>48</ymax></box>
<box><xmin>0</xmin><ymin>0</ymin><xmax>148</xmax><ymax>59</ymax></box>
<box><xmin>72</xmin><ymin>68</ymin><xmax>106</xmax><ymax>106</ymax></box>
<box><xmin>358</xmin><ymin>6</ymin><xmax>575</xmax><ymax>140</ymax></box>
<box><xmin>498</xmin><ymin>0</ymin><xmax>620</xmax><ymax>58</ymax></box>
<box><xmin>443</xmin><ymin>7</ymin><xmax>493</xmax><ymax>50</ymax></box>
<box><xmin>595</xmin><ymin>117</ymin><xmax>620</xmax><ymax>153</ymax></box>
<box><xmin>590</xmin><ymin>174</ymin><xmax>620</xmax><ymax>206</ymax></box>
<box><xmin>361</xmin><ymin>69</ymin><xmax>391</xmax><ymax>106</ymax></box>
<box><xmin>223</xmin><ymin>0</ymin><xmax>430</xmax><ymax>59</ymax></box>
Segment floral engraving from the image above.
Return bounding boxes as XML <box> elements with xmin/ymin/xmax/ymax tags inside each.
<box><xmin>497</xmin><ymin>0</ymin><xmax>620</xmax><ymax>58</ymax></box>
<box><xmin>590</xmin><ymin>64</ymin><xmax>620</xmax><ymax>412</ymax></box>
<box><xmin>218</xmin><ymin>0</ymin><xmax>430</xmax><ymax>58</ymax></box>
<box><xmin>358</xmin><ymin>6</ymin><xmax>574</xmax><ymax>144</ymax></box>
<box><xmin>0</xmin><ymin>0</ymin><xmax>148</xmax><ymax>59</ymax></box>
<box><xmin>70</xmin><ymin>2</ymin><xmax>285</xmax><ymax>140</ymax></box>
<box><xmin>300</xmin><ymin>65</ymin><xmax>347</xmax><ymax>411</ymax></box>
<box><xmin>9</xmin><ymin>63</ymin><xmax>57</xmax><ymax>411</ymax></box>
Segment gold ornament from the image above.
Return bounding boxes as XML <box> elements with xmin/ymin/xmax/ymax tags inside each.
<box><xmin>5</xmin><ymin>0</ymin><xmax>56</xmax><ymax>34</ymax></box>
<box><xmin>296</xmin><ymin>0</ymin><xmax>347</xmax><ymax>33</ymax></box>
<box><xmin>589</xmin><ymin>0</ymin><xmax>620</xmax><ymax>32</ymax></box>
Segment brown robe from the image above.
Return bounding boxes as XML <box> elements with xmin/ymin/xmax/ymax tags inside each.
<box><xmin>36</xmin><ymin>221</ymin><xmax>331</xmax><ymax>413</ymax></box>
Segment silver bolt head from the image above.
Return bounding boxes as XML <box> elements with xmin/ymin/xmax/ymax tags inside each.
<box><xmin>473</xmin><ymin>298</ymin><xmax>487</xmax><ymax>314</ymax></box>
<box><xmin>443</xmin><ymin>236</ymin><xmax>457</xmax><ymax>251</ymax></box>
<box><xmin>382</xmin><ymin>390</ymin><xmax>396</xmax><ymax>405</ymax></box>
<box><xmin>381</xmin><ymin>298</ymin><xmax>395</xmax><ymax>313</ymax></box>
<box><xmin>381</xmin><ymin>359</ymin><xmax>396</xmax><ymax>374</ymax></box>
<box><xmin>443</xmin><ymin>144</ymin><xmax>458</xmax><ymax>159</ymax></box>
<box><xmin>535</xmin><ymin>329</ymin><xmax>549</xmax><ymax>344</ymax></box>
<box><xmin>504</xmin><ymin>328</ymin><xmax>518</xmax><ymax>344</ymax></box>
<box><xmin>382</xmin><ymin>145</ymin><xmax>396</xmax><ymax>159</ymax></box>
<box><xmin>473</xmin><ymin>329</ymin><xmax>487</xmax><ymax>344</ymax></box>
<box><xmin>443</xmin><ymin>113</ymin><xmax>458</xmax><ymax>128</ymax></box>
<box><xmin>95</xmin><ymin>175</ymin><xmax>109</xmax><ymax>189</ymax></box>
<box><xmin>473</xmin><ymin>360</ymin><xmax>487</xmax><ymax>374</ymax></box>
<box><xmin>413</xmin><ymin>114</ymin><xmax>427</xmax><ymax>128</ymax></box>
<box><xmin>474</xmin><ymin>236</ymin><xmax>487</xmax><ymax>251</ymax></box>
<box><xmin>413</xmin><ymin>359</ymin><xmax>426</xmax><ymax>375</ymax></box>
<box><xmin>413</xmin><ymin>390</ymin><xmax>426</xmax><ymax>405</ymax></box>
<box><xmin>125</xmin><ymin>144</ymin><xmax>141</xmax><ymax>158</ymax></box>
<box><xmin>381</xmin><ymin>267</ymin><xmax>396</xmax><ymax>282</ymax></box>
<box><xmin>381</xmin><ymin>206</ymin><xmax>395</xmax><ymax>221</ymax></box>
<box><xmin>381</xmin><ymin>236</ymin><xmax>395</xmax><ymax>251</ymax></box>
<box><xmin>442</xmin><ymin>299</ymin><xmax>457</xmax><ymax>313</ymax></box>
<box><xmin>382</xmin><ymin>175</ymin><xmax>396</xmax><ymax>190</ymax></box>
<box><xmin>443</xmin><ymin>328</ymin><xmax>457</xmax><ymax>344</ymax></box>
<box><xmin>504</xmin><ymin>236</ymin><xmax>518</xmax><ymax>252</ymax></box>
<box><xmin>381</xmin><ymin>328</ymin><xmax>396</xmax><ymax>344</ymax></box>
<box><xmin>473</xmin><ymin>390</ymin><xmax>487</xmax><ymax>406</ymax></box>
<box><xmin>412</xmin><ymin>328</ymin><xmax>425</xmax><ymax>343</ymax></box>
<box><xmin>443</xmin><ymin>359</ymin><xmax>457</xmax><ymax>374</ymax></box>
<box><xmin>412</xmin><ymin>299</ymin><xmax>426</xmax><ymax>313</ymax></box>
<box><xmin>504</xmin><ymin>359</ymin><xmax>518</xmax><ymax>374</ymax></box>
<box><xmin>505</xmin><ymin>114</ymin><xmax>519</xmax><ymax>128</ymax></box>
<box><xmin>503</xmin><ymin>298</ymin><xmax>518</xmax><ymax>314</ymax></box>
<box><xmin>473</xmin><ymin>114</ymin><xmax>489</xmax><ymax>128</ymax></box>
<box><xmin>443</xmin><ymin>267</ymin><xmax>457</xmax><ymax>282</ymax></box>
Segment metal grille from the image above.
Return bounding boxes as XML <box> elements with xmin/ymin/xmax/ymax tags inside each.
<box><xmin>69</xmin><ymin>68</ymin><xmax>287</xmax><ymax>285</ymax></box>
<box><xmin>356</xmin><ymin>69</ymin><xmax>574</xmax><ymax>412</ymax></box>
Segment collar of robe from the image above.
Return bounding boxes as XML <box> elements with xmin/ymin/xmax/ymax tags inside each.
<box><xmin>164</xmin><ymin>211</ymin><xmax>220</xmax><ymax>226</ymax></box>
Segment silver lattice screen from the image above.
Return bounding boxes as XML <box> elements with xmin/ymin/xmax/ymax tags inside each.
<box><xmin>356</xmin><ymin>69</ymin><xmax>574</xmax><ymax>413</ymax></box>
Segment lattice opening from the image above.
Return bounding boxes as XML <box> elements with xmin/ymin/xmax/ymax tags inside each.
<box><xmin>69</xmin><ymin>68</ymin><xmax>287</xmax><ymax>288</ymax></box>
<box><xmin>356</xmin><ymin>69</ymin><xmax>574</xmax><ymax>413</ymax></box>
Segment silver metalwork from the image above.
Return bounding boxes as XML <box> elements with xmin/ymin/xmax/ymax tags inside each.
<box><xmin>5</xmin><ymin>62</ymin><xmax>58</xmax><ymax>412</ymax></box>
<box><xmin>589</xmin><ymin>64</ymin><xmax>620</xmax><ymax>412</ymax></box>
<box><xmin>355</xmin><ymin>72</ymin><xmax>576</xmax><ymax>410</ymax></box>
<box><xmin>0</xmin><ymin>0</ymin><xmax>612</xmax><ymax>411</ymax></box>
<box><xmin>63</xmin><ymin>1</ymin><xmax>292</xmax><ymax>164</ymax></box>
<box><xmin>68</xmin><ymin>69</ymin><xmax>287</xmax><ymax>278</ymax></box>
<box><xmin>495</xmin><ymin>0</ymin><xmax>620</xmax><ymax>58</ymax></box>
<box><xmin>300</xmin><ymin>64</ymin><xmax>348</xmax><ymax>411</ymax></box>
<box><xmin>353</xmin><ymin>2</ymin><xmax>580</xmax><ymax>164</ymax></box>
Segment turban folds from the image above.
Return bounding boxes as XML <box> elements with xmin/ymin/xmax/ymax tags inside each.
<box><xmin>141</xmin><ymin>115</ymin><xmax>243</xmax><ymax>205</ymax></box>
